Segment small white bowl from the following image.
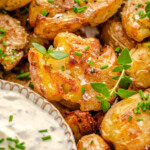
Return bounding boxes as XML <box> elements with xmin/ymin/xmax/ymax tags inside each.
<box><xmin>0</xmin><ymin>79</ymin><xmax>77</xmax><ymax>150</ymax></box>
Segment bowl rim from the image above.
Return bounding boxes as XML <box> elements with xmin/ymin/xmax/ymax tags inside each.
<box><xmin>0</xmin><ymin>79</ymin><xmax>77</xmax><ymax>150</ymax></box>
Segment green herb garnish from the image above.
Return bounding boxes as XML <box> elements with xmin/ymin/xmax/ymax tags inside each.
<box><xmin>42</xmin><ymin>136</ymin><xmax>51</xmax><ymax>141</ymax></box>
<box><xmin>9</xmin><ymin>115</ymin><xmax>13</xmax><ymax>122</ymax></box>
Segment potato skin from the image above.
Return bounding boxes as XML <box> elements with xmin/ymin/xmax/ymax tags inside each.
<box><xmin>0</xmin><ymin>14</ymin><xmax>28</xmax><ymax>71</ymax></box>
<box><xmin>29</xmin><ymin>0</ymin><xmax>123</xmax><ymax>39</ymax></box>
<box><xmin>28</xmin><ymin>32</ymin><xmax>119</xmax><ymax>111</ymax></box>
<box><xmin>101</xmin><ymin>16</ymin><xmax>136</xmax><ymax>50</ymax></box>
<box><xmin>77</xmin><ymin>134</ymin><xmax>110</xmax><ymax>150</ymax></box>
<box><xmin>126</xmin><ymin>42</ymin><xmax>150</xmax><ymax>89</ymax></box>
<box><xmin>121</xmin><ymin>0</ymin><xmax>150</xmax><ymax>42</ymax></box>
<box><xmin>0</xmin><ymin>0</ymin><xmax>32</xmax><ymax>11</ymax></box>
<box><xmin>65</xmin><ymin>111</ymin><xmax>96</xmax><ymax>142</ymax></box>
<box><xmin>101</xmin><ymin>90</ymin><xmax>150</xmax><ymax>150</ymax></box>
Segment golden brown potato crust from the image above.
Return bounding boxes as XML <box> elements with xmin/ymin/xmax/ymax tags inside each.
<box><xmin>0</xmin><ymin>14</ymin><xmax>28</xmax><ymax>71</ymax></box>
<box><xmin>101</xmin><ymin>16</ymin><xmax>136</xmax><ymax>50</ymax></box>
<box><xmin>0</xmin><ymin>0</ymin><xmax>32</xmax><ymax>11</ymax></box>
<box><xmin>77</xmin><ymin>134</ymin><xmax>110</xmax><ymax>150</ymax></box>
<box><xmin>121</xmin><ymin>0</ymin><xmax>150</xmax><ymax>42</ymax></box>
<box><xmin>28</xmin><ymin>32</ymin><xmax>119</xmax><ymax>111</ymax></box>
<box><xmin>29</xmin><ymin>0</ymin><xmax>123</xmax><ymax>39</ymax></box>
<box><xmin>126</xmin><ymin>42</ymin><xmax>150</xmax><ymax>89</ymax></box>
<box><xmin>101</xmin><ymin>90</ymin><xmax>150</xmax><ymax>150</ymax></box>
<box><xmin>65</xmin><ymin>111</ymin><xmax>96</xmax><ymax>142</ymax></box>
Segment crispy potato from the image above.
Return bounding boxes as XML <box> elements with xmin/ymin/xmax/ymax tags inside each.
<box><xmin>77</xmin><ymin>134</ymin><xmax>110</xmax><ymax>150</ymax></box>
<box><xmin>28</xmin><ymin>32</ymin><xmax>119</xmax><ymax>111</ymax></box>
<box><xmin>0</xmin><ymin>0</ymin><xmax>32</xmax><ymax>11</ymax></box>
<box><xmin>126</xmin><ymin>42</ymin><xmax>150</xmax><ymax>89</ymax></box>
<box><xmin>93</xmin><ymin>111</ymin><xmax>105</xmax><ymax>131</ymax></box>
<box><xmin>101</xmin><ymin>16</ymin><xmax>136</xmax><ymax>50</ymax></box>
<box><xmin>29</xmin><ymin>0</ymin><xmax>123</xmax><ymax>39</ymax></box>
<box><xmin>101</xmin><ymin>89</ymin><xmax>150</xmax><ymax>150</ymax></box>
<box><xmin>65</xmin><ymin>111</ymin><xmax>96</xmax><ymax>142</ymax></box>
<box><xmin>0</xmin><ymin>13</ymin><xmax>28</xmax><ymax>71</ymax></box>
<box><xmin>121</xmin><ymin>0</ymin><xmax>150</xmax><ymax>42</ymax></box>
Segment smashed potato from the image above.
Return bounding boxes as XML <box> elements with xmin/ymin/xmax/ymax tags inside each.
<box><xmin>77</xmin><ymin>134</ymin><xmax>110</xmax><ymax>150</ymax></box>
<box><xmin>126</xmin><ymin>42</ymin><xmax>150</xmax><ymax>89</ymax></box>
<box><xmin>0</xmin><ymin>13</ymin><xmax>28</xmax><ymax>71</ymax></box>
<box><xmin>65</xmin><ymin>111</ymin><xmax>96</xmax><ymax>142</ymax></box>
<box><xmin>28</xmin><ymin>32</ymin><xmax>119</xmax><ymax>111</ymax></box>
<box><xmin>0</xmin><ymin>0</ymin><xmax>32</xmax><ymax>11</ymax></box>
<box><xmin>101</xmin><ymin>16</ymin><xmax>136</xmax><ymax>50</ymax></box>
<box><xmin>101</xmin><ymin>89</ymin><xmax>150</xmax><ymax>150</ymax></box>
<box><xmin>121</xmin><ymin>0</ymin><xmax>150</xmax><ymax>42</ymax></box>
<box><xmin>29</xmin><ymin>0</ymin><xmax>123</xmax><ymax>39</ymax></box>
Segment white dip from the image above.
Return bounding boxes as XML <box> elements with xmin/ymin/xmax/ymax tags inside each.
<box><xmin>0</xmin><ymin>89</ymin><xmax>70</xmax><ymax>150</ymax></box>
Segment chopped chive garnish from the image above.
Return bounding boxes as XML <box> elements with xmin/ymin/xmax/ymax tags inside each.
<box><xmin>139</xmin><ymin>90</ymin><xmax>144</xmax><ymax>100</ymax></box>
<box><xmin>81</xmin><ymin>87</ymin><xmax>85</xmax><ymax>93</ymax></box>
<box><xmin>48</xmin><ymin>0</ymin><xmax>54</xmax><ymax>2</ymax></box>
<box><xmin>137</xmin><ymin>118</ymin><xmax>143</xmax><ymax>122</ymax></box>
<box><xmin>2</xmin><ymin>40</ymin><xmax>7</xmax><ymax>46</ymax></box>
<box><xmin>39</xmin><ymin>129</ymin><xmax>48</xmax><ymax>133</ymax></box>
<box><xmin>100</xmin><ymin>64</ymin><xmax>109</xmax><ymax>70</ymax></box>
<box><xmin>75</xmin><ymin>51</ymin><xmax>82</xmax><ymax>57</ymax></box>
<box><xmin>7</xmin><ymin>137</ymin><xmax>19</xmax><ymax>144</ymax></box>
<box><xmin>8</xmin><ymin>144</ymin><xmax>15</xmax><ymax>150</ymax></box>
<box><xmin>73</xmin><ymin>6</ymin><xmax>87</xmax><ymax>13</ymax></box>
<box><xmin>0</xmin><ymin>138</ymin><xmax>4</xmax><ymax>144</ymax></box>
<box><xmin>0</xmin><ymin>29</ymin><xmax>6</xmax><ymax>34</ymax></box>
<box><xmin>82</xmin><ymin>148</ymin><xmax>86</xmax><ymax>150</ymax></box>
<box><xmin>128</xmin><ymin>115</ymin><xmax>132</xmax><ymax>121</ymax></box>
<box><xmin>115</xmin><ymin>47</ymin><xmax>121</xmax><ymax>53</ymax></box>
<box><xmin>42</xmin><ymin>136</ymin><xmax>51</xmax><ymax>141</ymax></box>
<box><xmin>0</xmin><ymin>53</ymin><xmax>7</xmax><ymax>58</ymax></box>
<box><xmin>74</xmin><ymin>0</ymin><xmax>81</xmax><ymax>5</ymax></box>
<box><xmin>41</xmin><ymin>10</ymin><xmax>49</xmax><ymax>16</ymax></box>
<box><xmin>85</xmin><ymin>45</ymin><xmax>90</xmax><ymax>50</ymax></box>
<box><xmin>72</xmin><ymin>7</ymin><xmax>78</xmax><ymax>13</ymax></box>
<box><xmin>62</xmin><ymin>66</ymin><xmax>65</xmax><ymax>71</ymax></box>
<box><xmin>0</xmin><ymin>49</ymin><xmax>3</xmax><ymax>54</ymax></box>
<box><xmin>29</xmin><ymin>82</ymin><xmax>34</xmax><ymax>89</ymax></box>
<box><xmin>90</xmin><ymin>140</ymin><xmax>94</xmax><ymax>144</ymax></box>
<box><xmin>15</xmin><ymin>144</ymin><xmax>25</xmax><ymax>149</ymax></box>
<box><xmin>11</xmin><ymin>49</ymin><xmax>15</xmax><ymax>55</ymax></box>
<box><xmin>9</xmin><ymin>115</ymin><xmax>13</xmax><ymax>122</ymax></box>
<box><xmin>87</xmin><ymin>61</ymin><xmax>94</xmax><ymax>66</ymax></box>
<box><xmin>137</xmin><ymin>3</ymin><xmax>141</xmax><ymax>7</ymax></box>
<box><xmin>16</xmin><ymin>72</ymin><xmax>30</xmax><ymax>79</ymax></box>
<box><xmin>78</xmin><ymin>6</ymin><xmax>87</xmax><ymax>13</ymax></box>
<box><xmin>0</xmin><ymin>147</ymin><xmax>5</xmax><ymax>150</ymax></box>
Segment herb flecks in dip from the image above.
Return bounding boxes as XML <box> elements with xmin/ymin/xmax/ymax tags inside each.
<box><xmin>0</xmin><ymin>89</ymin><xmax>69</xmax><ymax>150</ymax></box>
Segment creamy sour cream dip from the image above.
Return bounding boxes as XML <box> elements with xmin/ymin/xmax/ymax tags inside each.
<box><xmin>0</xmin><ymin>89</ymin><xmax>71</xmax><ymax>150</ymax></box>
